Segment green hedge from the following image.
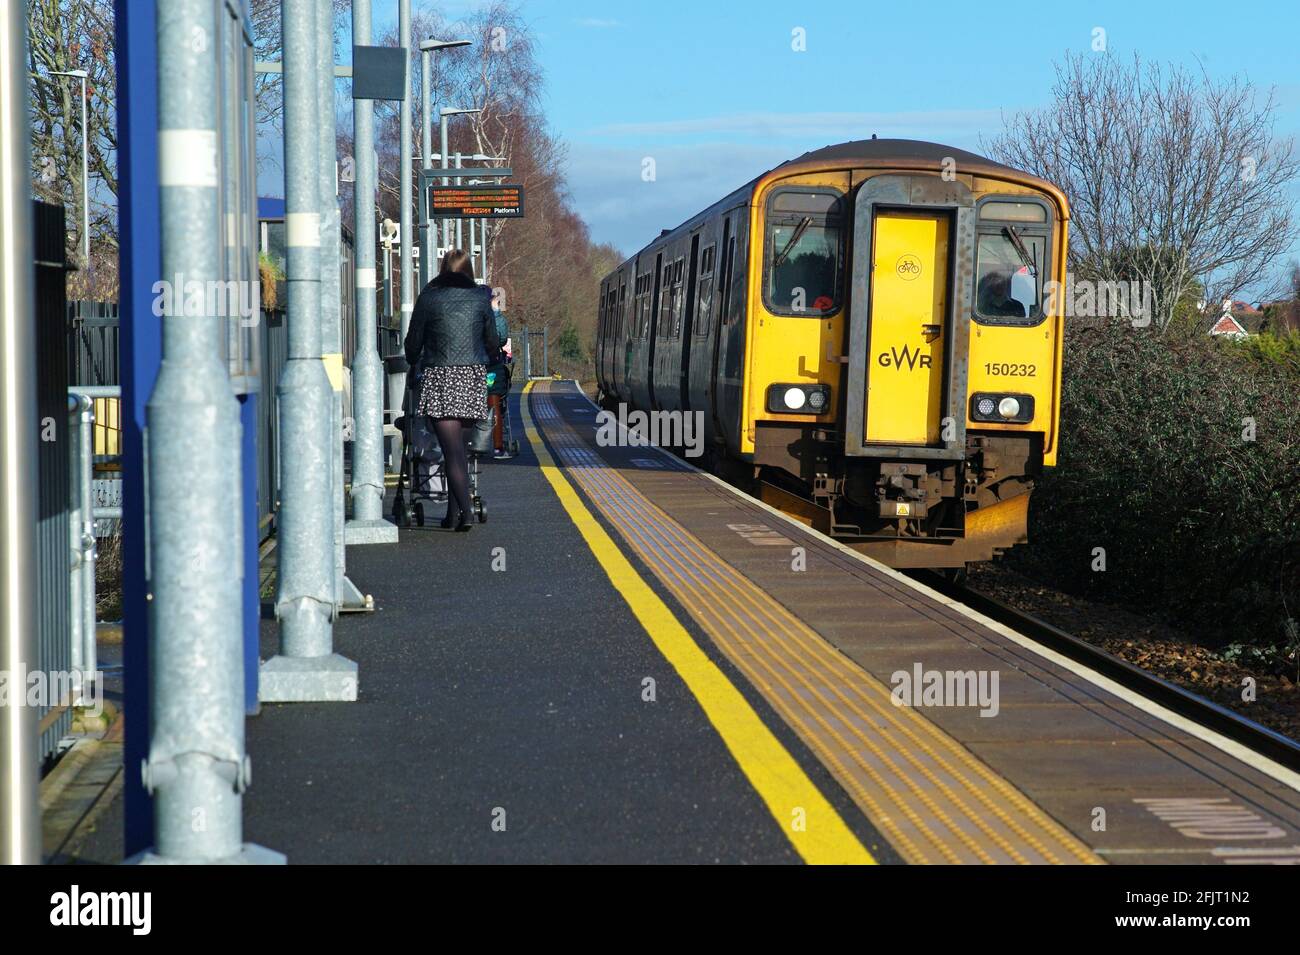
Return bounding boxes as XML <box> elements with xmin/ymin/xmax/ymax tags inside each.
<box><xmin>1011</xmin><ymin>323</ymin><xmax>1300</xmax><ymax>656</ymax></box>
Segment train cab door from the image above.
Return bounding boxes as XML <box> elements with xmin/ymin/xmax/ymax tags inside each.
<box><xmin>865</xmin><ymin>210</ymin><xmax>949</xmax><ymax>444</ymax></box>
<box><xmin>844</xmin><ymin>175</ymin><xmax>973</xmax><ymax>461</ymax></box>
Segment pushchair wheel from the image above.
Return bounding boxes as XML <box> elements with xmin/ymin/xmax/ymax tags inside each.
<box><xmin>510</xmin><ymin>439</ymin><xmax>519</xmax><ymax>455</ymax></box>
<box><xmin>414</xmin><ymin>502</ymin><xmax>425</xmax><ymax>527</ymax></box>
<box><xmin>476</xmin><ymin>500</ymin><xmax>487</xmax><ymax>523</ymax></box>
<box><xmin>393</xmin><ymin>497</ymin><xmax>408</xmax><ymax>527</ymax></box>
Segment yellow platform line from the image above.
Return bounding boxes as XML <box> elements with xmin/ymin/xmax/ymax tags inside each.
<box><xmin>519</xmin><ymin>382</ymin><xmax>874</xmax><ymax>865</ymax></box>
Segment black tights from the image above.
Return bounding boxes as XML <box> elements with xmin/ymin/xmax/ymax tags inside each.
<box><xmin>434</xmin><ymin>418</ymin><xmax>471</xmax><ymax>522</ymax></box>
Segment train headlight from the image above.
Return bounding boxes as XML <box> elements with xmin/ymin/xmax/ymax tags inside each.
<box><xmin>767</xmin><ymin>384</ymin><xmax>830</xmax><ymax>415</ymax></box>
<box><xmin>970</xmin><ymin>392</ymin><xmax>1034</xmax><ymax>424</ymax></box>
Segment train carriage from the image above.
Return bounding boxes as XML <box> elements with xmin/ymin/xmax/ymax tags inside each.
<box><xmin>595</xmin><ymin>139</ymin><xmax>1068</xmax><ymax>569</ymax></box>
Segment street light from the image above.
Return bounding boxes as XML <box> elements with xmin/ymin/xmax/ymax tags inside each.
<box><xmin>49</xmin><ymin>69</ymin><xmax>90</xmax><ymax>278</ymax></box>
<box><xmin>417</xmin><ymin>38</ymin><xmax>469</xmax><ymax>282</ymax></box>
<box><xmin>439</xmin><ymin>106</ymin><xmax>482</xmax><ymax>255</ymax></box>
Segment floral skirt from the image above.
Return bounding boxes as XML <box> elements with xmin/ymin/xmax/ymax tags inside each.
<box><xmin>416</xmin><ymin>364</ymin><xmax>488</xmax><ymax>420</ymax></box>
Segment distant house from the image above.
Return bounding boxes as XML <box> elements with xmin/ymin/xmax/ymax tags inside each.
<box><xmin>1209</xmin><ymin>298</ymin><xmax>1249</xmax><ymax>339</ymax></box>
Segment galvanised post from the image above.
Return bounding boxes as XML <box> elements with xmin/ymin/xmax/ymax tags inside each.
<box><xmin>260</xmin><ymin>0</ymin><xmax>356</xmax><ymax>704</ymax></box>
<box><xmin>418</xmin><ymin>47</ymin><xmax>430</xmax><ymax>287</ymax></box>
<box><xmin>68</xmin><ymin>398</ymin><xmax>85</xmax><ymax>692</ymax></box>
<box><xmin>129</xmin><ymin>0</ymin><xmax>280</xmax><ymax>864</ymax></box>
<box><xmin>72</xmin><ymin>394</ymin><xmax>96</xmax><ymax>699</ymax></box>
<box><xmin>344</xmin><ymin>0</ymin><xmax>395</xmax><ymax>544</ymax></box>
<box><xmin>439</xmin><ymin>112</ymin><xmax>449</xmax><ymax>257</ymax></box>
<box><xmin>314</xmin><ymin>0</ymin><xmax>370</xmax><ymax>609</ymax></box>
<box><xmin>0</xmin><ymin>0</ymin><xmax>39</xmax><ymax>864</ymax></box>
<box><xmin>454</xmin><ymin>152</ymin><xmax>463</xmax><ymax>249</ymax></box>
<box><xmin>397</xmin><ymin>0</ymin><xmax>413</xmax><ymax>400</ymax></box>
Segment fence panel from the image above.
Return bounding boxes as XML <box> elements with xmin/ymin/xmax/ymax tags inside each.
<box><xmin>36</xmin><ymin>201</ymin><xmax>72</xmax><ymax>762</ymax></box>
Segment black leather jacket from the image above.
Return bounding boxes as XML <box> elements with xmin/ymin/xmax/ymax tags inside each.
<box><xmin>404</xmin><ymin>272</ymin><xmax>502</xmax><ymax>371</ymax></box>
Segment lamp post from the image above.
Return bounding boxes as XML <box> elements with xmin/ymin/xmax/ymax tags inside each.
<box><xmin>49</xmin><ymin>68</ymin><xmax>89</xmax><ymax>276</ymax></box>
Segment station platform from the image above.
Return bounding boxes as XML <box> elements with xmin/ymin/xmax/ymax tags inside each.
<box><xmin>63</xmin><ymin>380</ymin><xmax>1300</xmax><ymax>865</ymax></box>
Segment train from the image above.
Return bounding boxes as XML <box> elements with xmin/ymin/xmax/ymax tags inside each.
<box><xmin>594</xmin><ymin>138</ymin><xmax>1068</xmax><ymax>569</ymax></box>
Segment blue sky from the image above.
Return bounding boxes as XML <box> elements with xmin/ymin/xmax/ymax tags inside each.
<box><xmin>372</xmin><ymin>0</ymin><xmax>1300</xmax><ymax>272</ymax></box>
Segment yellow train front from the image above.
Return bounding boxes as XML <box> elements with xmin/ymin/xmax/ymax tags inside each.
<box><xmin>595</xmin><ymin>139</ymin><xmax>1068</xmax><ymax>569</ymax></box>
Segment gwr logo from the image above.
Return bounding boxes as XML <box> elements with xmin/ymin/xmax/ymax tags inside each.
<box><xmin>878</xmin><ymin>344</ymin><xmax>932</xmax><ymax>370</ymax></box>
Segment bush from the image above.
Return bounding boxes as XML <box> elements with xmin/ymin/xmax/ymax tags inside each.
<box><xmin>1010</xmin><ymin>321</ymin><xmax>1300</xmax><ymax>652</ymax></box>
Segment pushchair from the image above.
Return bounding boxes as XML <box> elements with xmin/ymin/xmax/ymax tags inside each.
<box><xmin>391</xmin><ymin>365</ymin><xmax>490</xmax><ymax>527</ymax></box>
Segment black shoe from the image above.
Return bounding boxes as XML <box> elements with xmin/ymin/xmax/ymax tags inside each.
<box><xmin>454</xmin><ymin>515</ymin><xmax>472</xmax><ymax>533</ymax></box>
<box><xmin>440</xmin><ymin>512</ymin><xmax>458</xmax><ymax>529</ymax></box>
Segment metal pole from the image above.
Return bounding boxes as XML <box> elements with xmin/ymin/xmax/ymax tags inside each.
<box><xmin>383</xmin><ymin>242</ymin><xmax>392</xmax><ymax>319</ymax></box>
<box><xmin>344</xmin><ymin>0</ymin><xmax>394</xmax><ymax>544</ymax></box>
<box><xmin>260</xmin><ymin>0</ymin><xmax>355</xmax><ymax>705</ymax></box>
<box><xmin>418</xmin><ymin>47</ymin><xmax>430</xmax><ymax>286</ymax></box>
<box><xmin>439</xmin><ymin>112</ymin><xmax>449</xmax><ymax>254</ymax></box>
<box><xmin>0</xmin><ymin>0</ymin><xmax>39</xmax><ymax>865</ymax></box>
<box><xmin>454</xmin><ymin>152</ymin><xmax>463</xmax><ymax>249</ymax></box>
<box><xmin>311</xmin><ymin>0</ymin><xmax>368</xmax><ymax>610</ymax></box>
<box><xmin>397</xmin><ymin>0</ymin><xmax>413</xmax><ymax>397</ymax></box>
<box><xmin>79</xmin><ymin>72</ymin><xmax>90</xmax><ymax>276</ymax></box>
<box><xmin>543</xmin><ymin>325</ymin><xmax>548</xmax><ymax>377</ymax></box>
<box><xmin>75</xmin><ymin>395</ymin><xmax>96</xmax><ymax>696</ymax></box>
<box><xmin>68</xmin><ymin>399</ymin><xmax>84</xmax><ymax>695</ymax></box>
<box><xmin>129</xmin><ymin>0</ymin><xmax>277</xmax><ymax>864</ymax></box>
<box><xmin>480</xmin><ymin>216</ymin><xmax>487</xmax><ymax>282</ymax></box>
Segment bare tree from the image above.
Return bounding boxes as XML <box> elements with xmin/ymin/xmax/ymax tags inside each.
<box><xmin>985</xmin><ymin>53</ymin><xmax>1300</xmax><ymax>333</ymax></box>
<box><xmin>27</xmin><ymin>0</ymin><xmax>117</xmax><ymax>289</ymax></box>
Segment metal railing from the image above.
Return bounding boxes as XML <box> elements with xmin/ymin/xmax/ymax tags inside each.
<box><xmin>67</xmin><ymin>385</ymin><xmax>121</xmax><ymax>704</ymax></box>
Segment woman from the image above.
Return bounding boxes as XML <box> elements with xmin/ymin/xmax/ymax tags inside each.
<box><xmin>404</xmin><ymin>250</ymin><xmax>501</xmax><ymax>531</ymax></box>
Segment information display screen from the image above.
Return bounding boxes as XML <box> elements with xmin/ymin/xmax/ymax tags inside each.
<box><xmin>428</xmin><ymin>184</ymin><xmax>525</xmax><ymax>219</ymax></box>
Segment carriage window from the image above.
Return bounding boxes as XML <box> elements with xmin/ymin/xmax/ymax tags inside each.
<box><xmin>974</xmin><ymin>228</ymin><xmax>1045</xmax><ymax>322</ymax></box>
<box><xmin>765</xmin><ymin>189</ymin><xmax>844</xmax><ymax>316</ymax></box>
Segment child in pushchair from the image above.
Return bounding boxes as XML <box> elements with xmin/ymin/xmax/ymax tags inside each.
<box><xmin>392</xmin><ymin>369</ymin><xmax>491</xmax><ymax>527</ymax></box>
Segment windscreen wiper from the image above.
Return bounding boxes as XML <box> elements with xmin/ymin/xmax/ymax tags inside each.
<box><xmin>1003</xmin><ymin>224</ymin><xmax>1037</xmax><ymax>275</ymax></box>
<box><xmin>774</xmin><ymin>216</ymin><xmax>813</xmax><ymax>268</ymax></box>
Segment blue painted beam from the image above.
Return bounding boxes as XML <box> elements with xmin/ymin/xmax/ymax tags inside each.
<box><xmin>112</xmin><ymin>0</ymin><xmax>160</xmax><ymax>856</ymax></box>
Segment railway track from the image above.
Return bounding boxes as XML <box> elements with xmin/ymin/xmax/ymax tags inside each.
<box><xmin>913</xmin><ymin>570</ymin><xmax>1300</xmax><ymax>775</ymax></box>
